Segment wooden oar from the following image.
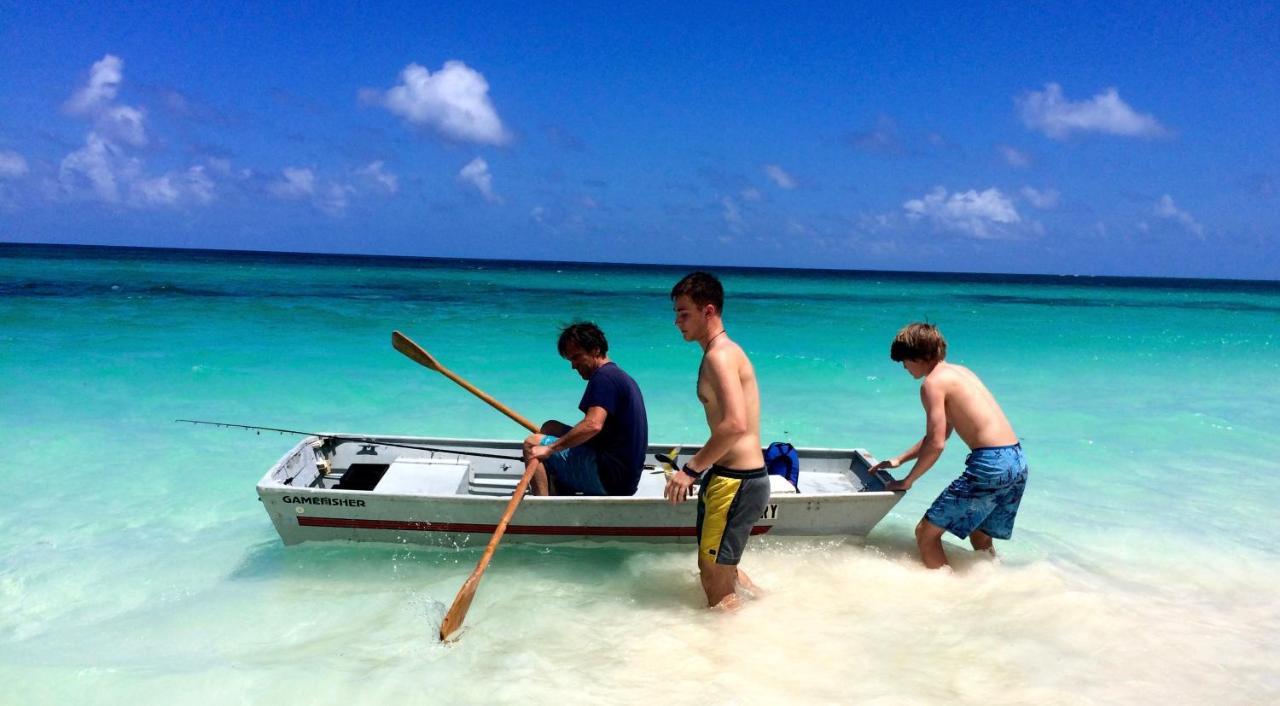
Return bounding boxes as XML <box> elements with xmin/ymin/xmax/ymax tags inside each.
<box><xmin>390</xmin><ymin>330</ymin><xmax>540</xmax><ymax>642</ymax></box>
<box><xmin>437</xmin><ymin>457</ymin><xmax>539</xmax><ymax>642</ymax></box>
<box><xmin>392</xmin><ymin>331</ymin><xmax>538</xmax><ymax>434</ymax></box>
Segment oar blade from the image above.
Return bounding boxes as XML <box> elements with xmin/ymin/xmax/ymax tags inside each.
<box><xmin>439</xmin><ymin>575</ymin><xmax>481</xmax><ymax>642</ymax></box>
<box><xmin>392</xmin><ymin>329</ymin><xmax>540</xmax><ymax>433</ymax></box>
<box><xmin>392</xmin><ymin>330</ymin><xmax>442</xmax><ymax>372</ymax></box>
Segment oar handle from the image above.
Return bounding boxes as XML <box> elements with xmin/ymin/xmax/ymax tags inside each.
<box><xmin>392</xmin><ymin>331</ymin><xmax>540</xmax><ymax>433</ymax></box>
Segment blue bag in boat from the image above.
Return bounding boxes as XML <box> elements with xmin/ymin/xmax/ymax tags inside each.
<box><xmin>764</xmin><ymin>441</ymin><xmax>800</xmax><ymax>491</ymax></box>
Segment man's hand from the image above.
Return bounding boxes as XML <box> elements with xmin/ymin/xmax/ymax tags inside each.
<box><xmin>664</xmin><ymin>471</ymin><xmax>696</xmax><ymax>504</ymax></box>
<box><xmin>527</xmin><ymin>444</ymin><xmax>554</xmax><ymax>463</ymax></box>
<box><xmin>884</xmin><ymin>478</ymin><xmax>912</xmax><ymax>492</ymax></box>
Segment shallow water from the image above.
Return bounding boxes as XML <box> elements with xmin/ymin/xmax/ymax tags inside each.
<box><xmin>2</xmin><ymin>244</ymin><xmax>1278</xmax><ymax>704</ymax></box>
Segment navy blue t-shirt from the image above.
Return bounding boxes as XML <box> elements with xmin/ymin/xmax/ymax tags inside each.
<box><xmin>579</xmin><ymin>362</ymin><xmax>648</xmax><ymax>495</ymax></box>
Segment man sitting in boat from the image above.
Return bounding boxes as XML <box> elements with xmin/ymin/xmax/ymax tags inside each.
<box><xmin>523</xmin><ymin>322</ymin><xmax>649</xmax><ymax>496</ymax></box>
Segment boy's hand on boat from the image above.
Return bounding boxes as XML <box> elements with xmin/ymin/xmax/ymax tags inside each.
<box><xmin>664</xmin><ymin>472</ymin><xmax>695</xmax><ymax>504</ymax></box>
<box><xmin>869</xmin><ymin>458</ymin><xmax>901</xmax><ymax>473</ymax></box>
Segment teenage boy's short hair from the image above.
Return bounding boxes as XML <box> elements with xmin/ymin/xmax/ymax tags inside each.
<box><xmin>670</xmin><ymin>271</ymin><xmax>724</xmax><ymax>314</ymax></box>
<box><xmin>890</xmin><ymin>323</ymin><xmax>947</xmax><ymax>362</ymax></box>
<box><xmin>558</xmin><ymin>321</ymin><xmax>609</xmax><ymax>357</ymax></box>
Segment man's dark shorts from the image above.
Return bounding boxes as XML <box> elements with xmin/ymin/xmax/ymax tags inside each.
<box><xmin>540</xmin><ymin>435</ymin><xmax>607</xmax><ymax>495</ymax></box>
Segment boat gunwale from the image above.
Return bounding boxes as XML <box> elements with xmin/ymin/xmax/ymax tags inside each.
<box><xmin>257</xmin><ymin>435</ymin><xmax>898</xmax><ymax>501</ymax></box>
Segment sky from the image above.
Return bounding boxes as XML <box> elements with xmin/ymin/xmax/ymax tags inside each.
<box><xmin>0</xmin><ymin>1</ymin><xmax>1277</xmax><ymax>279</ymax></box>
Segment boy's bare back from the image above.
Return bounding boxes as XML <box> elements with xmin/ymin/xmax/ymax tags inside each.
<box><xmin>923</xmin><ymin>362</ymin><xmax>1018</xmax><ymax>450</ymax></box>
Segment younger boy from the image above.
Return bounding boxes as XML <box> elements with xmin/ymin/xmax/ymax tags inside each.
<box><xmin>870</xmin><ymin>323</ymin><xmax>1028</xmax><ymax>569</ymax></box>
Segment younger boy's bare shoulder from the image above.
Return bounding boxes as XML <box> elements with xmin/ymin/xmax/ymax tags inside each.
<box><xmin>921</xmin><ymin>363</ymin><xmax>970</xmax><ymax>399</ymax></box>
<box><xmin>923</xmin><ymin>363</ymin><xmax>958</xmax><ymax>384</ymax></box>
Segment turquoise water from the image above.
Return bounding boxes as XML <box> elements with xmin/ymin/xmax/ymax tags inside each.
<box><xmin>2</xmin><ymin>243</ymin><xmax>1278</xmax><ymax>704</ymax></box>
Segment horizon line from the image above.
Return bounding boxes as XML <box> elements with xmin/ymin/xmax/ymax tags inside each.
<box><xmin>3</xmin><ymin>240</ymin><xmax>1278</xmax><ymax>287</ymax></box>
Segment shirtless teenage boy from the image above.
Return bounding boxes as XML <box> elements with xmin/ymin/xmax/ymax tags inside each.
<box><xmin>664</xmin><ymin>272</ymin><xmax>770</xmax><ymax>609</ymax></box>
<box><xmin>871</xmin><ymin>323</ymin><xmax>1028</xmax><ymax>569</ymax></box>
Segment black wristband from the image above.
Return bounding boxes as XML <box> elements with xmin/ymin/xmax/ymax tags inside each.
<box><xmin>680</xmin><ymin>463</ymin><xmax>702</xmax><ymax>480</ymax></box>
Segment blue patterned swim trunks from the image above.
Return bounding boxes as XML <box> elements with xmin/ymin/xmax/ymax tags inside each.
<box><xmin>925</xmin><ymin>443</ymin><xmax>1028</xmax><ymax>540</ymax></box>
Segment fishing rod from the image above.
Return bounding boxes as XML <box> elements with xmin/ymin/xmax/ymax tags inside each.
<box><xmin>175</xmin><ymin>419</ymin><xmax>523</xmax><ymax>461</ymax></box>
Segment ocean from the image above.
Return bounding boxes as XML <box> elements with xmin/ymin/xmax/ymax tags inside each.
<box><xmin>2</xmin><ymin>243</ymin><xmax>1277</xmax><ymax>704</ymax></box>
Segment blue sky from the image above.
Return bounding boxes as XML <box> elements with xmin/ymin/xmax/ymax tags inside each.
<box><xmin>1</xmin><ymin>1</ymin><xmax>1276</xmax><ymax>278</ymax></box>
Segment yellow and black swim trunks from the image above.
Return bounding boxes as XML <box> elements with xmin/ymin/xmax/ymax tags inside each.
<box><xmin>696</xmin><ymin>465</ymin><xmax>771</xmax><ymax>565</ymax></box>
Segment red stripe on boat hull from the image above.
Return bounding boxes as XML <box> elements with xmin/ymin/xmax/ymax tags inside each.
<box><xmin>297</xmin><ymin>516</ymin><xmax>772</xmax><ymax>537</ymax></box>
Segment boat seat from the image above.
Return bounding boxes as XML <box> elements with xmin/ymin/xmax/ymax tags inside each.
<box><xmin>769</xmin><ymin>473</ymin><xmax>799</xmax><ymax>494</ymax></box>
<box><xmin>467</xmin><ymin>463</ymin><xmax>527</xmax><ymax>496</ymax></box>
<box><xmin>334</xmin><ymin>463</ymin><xmax>390</xmax><ymax>491</ymax></box>
<box><xmin>377</xmin><ymin>458</ymin><xmax>471</xmax><ymax>495</ymax></box>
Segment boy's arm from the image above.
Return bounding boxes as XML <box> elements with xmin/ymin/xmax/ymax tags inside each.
<box><xmin>870</xmin><ymin>437</ymin><xmax>922</xmax><ymax>473</ymax></box>
<box><xmin>885</xmin><ymin>379</ymin><xmax>948</xmax><ymax>491</ymax></box>
<box><xmin>896</xmin><ymin>438</ymin><xmax>925</xmax><ymax>465</ymax></box>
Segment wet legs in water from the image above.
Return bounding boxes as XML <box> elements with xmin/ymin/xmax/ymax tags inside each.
<box><xmin>698</xmin><ymin>557</ymin><xmax>758</xmax><ymax>609</ymax></box>
<box><xmin>915</xmin><ymin>519</ymin><xmax>996</xmax><ymax>568</ymax></box>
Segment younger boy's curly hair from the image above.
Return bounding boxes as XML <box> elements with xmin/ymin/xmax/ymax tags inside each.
<box><xmin>890</xmin><ymin>322</ymin><xmax>947</xmax><ymax>362</ymax></box>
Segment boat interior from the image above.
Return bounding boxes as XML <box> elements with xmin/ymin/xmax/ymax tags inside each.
<box><xmin>265</xmin><ymin>436</ymin><xmax>888</xmax><ymax>498</ymax></box>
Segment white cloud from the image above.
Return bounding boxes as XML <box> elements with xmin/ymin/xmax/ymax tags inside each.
<box><xmin>1154</xmin><ymin>194</ymin><xmax>1203</xmax><ymax>236</ymax></box>
<box><xmin>1021</xmin><ymin>186</ymin><xmax>1060</xmax><ymax>209</ymax></box>
<box><xmin>849</xmin><ymin>115</ymin><xmax>902</xmax><ymax>154</ymax></box>
<box><xmin>458</xmin><ymin>157</ymin><xmax>498</xmax><ymax>202</ymax></box>
<box><xmin>374</xmin><ymin>61</ymin><xmax>510</xmax><ymax>145</ymax></box>
<box><xmin>59</xmin><ymin>133</ymin><xmax>139</xmax><ymax>203</ymax></box>
<box><xmin>998</xmin><ymin>145</ymin><xmax>1032</xmax><ymax>168</ymax></box>
<box><xmin>356</xmin><ymin>160</ymin><xmax>398</xmax><ymax>194</ymax></box>
<box><xmin>206</xmin><ymin>157</ymin><xmax>233</xmax><ymax>176</ymax></box>
<box><xmin>131</xmin><ymin>166</ymin><xmax>215</xmax><ymax>206</ymax></box>
<box><xmin>268</xmin><ymin>167</ymin><xmax>354</xmax><ymax>215</ymax></box>
<box><xmin>903</xmin><ymin>187</ymin><xmax>1022</xmax><ymax>239</ymax></box>
<box><xmin>98</xmin><ymin>105</ymin><xmax>148</xmax><ymax>147</ymax></box>
<box><xmin>65</xmin><ymin>55</ymin><xmax>123</xmax><ymax>114</ymax></box>
<box><xmin>763</xmin><ymin>164</ymin><xmax>796</xmax><ymax>189</ymax></box>
<box><xmin>316</xmin><ymin>183</ymin><xmax>354</xmax><ymax>216</ymax></box>
<box><xmin>0</xmin><ymin>151</ymin><xmax>28</xmax><ymax>179</ymax></box>
<box><xmin>1018</xmin><ymin>83</ymin><xmax>1167</xmax><ymax>139</ymax></box>
<box><xmin>64</xmin><ymin>55</ymin><xmax>148</xmax><ymax>148</ymax></box>
<box><xmin>721</xmin><ymin>196</ymin><xmax>742</xmax><ymax>227</ymax></box>
<box><xmin>131</xmin><ymin>175</ymin><xmax>177</xmax><ymax>206</ymax></box>
<box><xmin>740</xmin><ymin>187</ymin><xmax>762</xmax><ymax>202</ymax></box>
<box><xmin>269</xmin><ymin>167</ymin><xmax>316</xmax><ymax>199</ymax></box>
<box><xmin>45</xmin><ymin>57</ymin><xmax>221</xmax><ymax>210</ymax></box>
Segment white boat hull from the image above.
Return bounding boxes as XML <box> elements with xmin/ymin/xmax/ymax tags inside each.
<box><xmin>256</xmin><ymin>435</ymin><xmax>903</xmax><ymax>547</ymax></box>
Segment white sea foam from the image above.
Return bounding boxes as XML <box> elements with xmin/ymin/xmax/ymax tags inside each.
<box><xmin>6</xmin><ymin>537</ymin><xmax>1276</xmax><ymax>704</ymax></box>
